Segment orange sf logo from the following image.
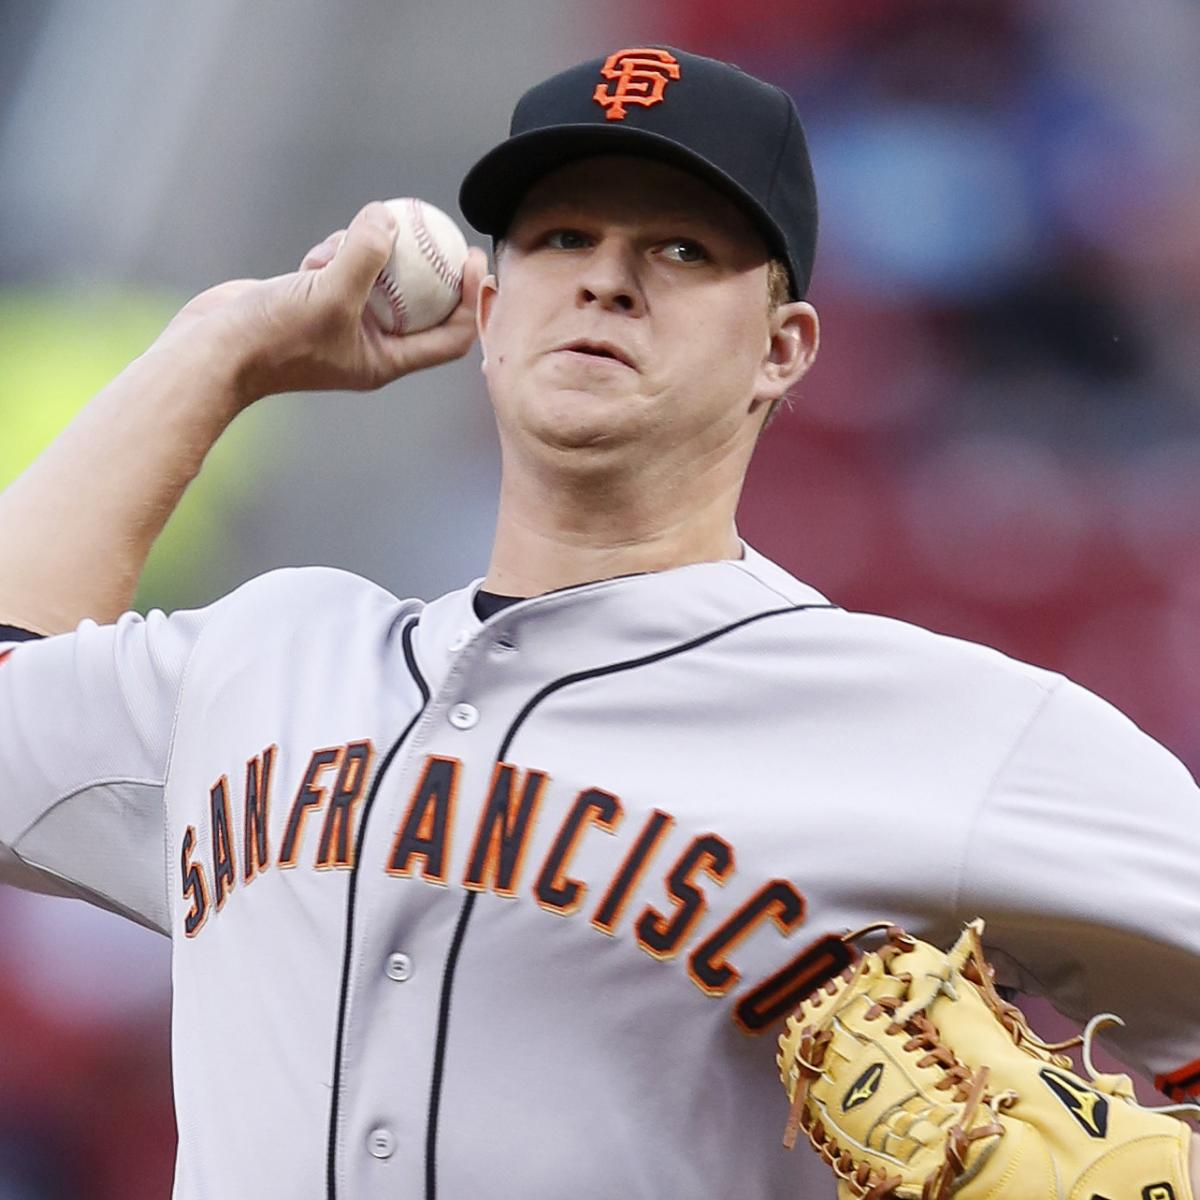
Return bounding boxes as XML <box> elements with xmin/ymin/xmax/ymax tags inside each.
<box><xmin>592</xmin><ymin>48</ymin><xmax>681</xmax><ymax>121</ymax></box>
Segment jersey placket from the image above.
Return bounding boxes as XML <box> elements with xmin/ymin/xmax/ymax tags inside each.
<box><xmin>330</xmin><ymin>614</ymin><xmax>537</xmax><ymax>1200</ymax></box>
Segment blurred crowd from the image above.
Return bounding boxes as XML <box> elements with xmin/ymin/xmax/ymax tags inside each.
<box><xmin>710</xmin><ymin>0</ymin><xmax>1200</xmax><ymax>770</ymax></box>
<box><xmin>2</xmin><ymin>0</ymin><xmax>1198</xmax><ymax>1195</ymax></box>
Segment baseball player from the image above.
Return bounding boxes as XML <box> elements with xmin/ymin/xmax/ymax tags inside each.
<box><xmin>2</xmin><ymin>47</ymin><xmax>1199</xmax><ymax>1200</ymax></box>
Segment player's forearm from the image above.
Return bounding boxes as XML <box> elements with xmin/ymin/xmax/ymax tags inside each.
<box><xmin>0</xmin><ymin>204</ymin><xmax>481</xmax><ymax>636</ymax></box>
<box><xmin>0</xmin><ymin>335</ymin><xmax>246</xmax><ymax>633</ymax></box>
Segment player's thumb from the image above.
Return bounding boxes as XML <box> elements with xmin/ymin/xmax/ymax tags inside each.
<box><xmin>323</xmin><ymin>202</ymin><xmax>397</xmax><ymax>303</ymax></box>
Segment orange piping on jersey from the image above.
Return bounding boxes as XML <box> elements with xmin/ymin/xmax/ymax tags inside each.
<box><xmin>591</xmin><ymin>808</ymin><xmax>674</xmax><ymax>936</ymax></box>
<box><xmin>634</xmin><ymin>833</ymin><xmax>734</xmax><ymax>962</ymax></box>
<box><xmin>385</xmin><ymin>754</ymin><xmax>461</xmax><ymax>885</ymax></box>
<box><xmin>463</xmin><ymin>763</ymin><xmax>549</xmax><ymax>898</ymax></box>
<box><xmin>317</xmin><ymin>740</ymin><xmax>374</xmax><ymax>870</ymax></box>
<box><xmin>687</xmin><ymin>879</ymin><xmax>806</xmax><ymax>997</ymax></box>
<box><xmin>534</xmin><ymin>788</ymin><xmax>622</xmax><ymax>916</ymax></box>
<box><xmin>732</xmin><ymin>932</ymin><xmax>857</xmax><ymax>1035</ymax></box>
<box><xmin>278</xmin><ymin>746</ymin><xmax>343</xmax><ymax>868</ymax></box>
<box><xmin>210</xmin><ymin>775</ymin><xmax>237</xmax><ymax>910</ymax></box>
<box><xmin>180</xmin><ymin>824</ymin><xmax>211</xmax><ymax>938</ymax></box>
<box><xmin>242</xmin><ymin>745</ymin><xmax>277</xmax><ymax>884</ymax></box>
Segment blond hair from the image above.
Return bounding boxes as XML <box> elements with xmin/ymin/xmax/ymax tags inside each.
<box><xmin>764</xmin><ymin>259</ymin><xmax>796</xmax><ymax>426</ymax></box>
<box><xmin>767</xmin><ymin>259</ymin><xmax>791</xmax><ymax>312</ymax></box>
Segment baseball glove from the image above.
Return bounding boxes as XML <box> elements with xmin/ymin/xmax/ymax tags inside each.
<box><xmin>777</xmin><ymin>919</ymin><xmax>1198</xmax><ymax>1200</ymax></box>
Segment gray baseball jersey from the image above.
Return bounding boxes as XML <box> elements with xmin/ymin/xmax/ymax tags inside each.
<box><xmin>2</xmin><ymin>544</ymin><xmax>1199</xmax><ymax>1199</ymax></box>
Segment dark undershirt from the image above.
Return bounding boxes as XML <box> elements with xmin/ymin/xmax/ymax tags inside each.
<box><xmin>0</xmin><ymin>624</ymin><xmax>42</xmax><ymax>642</ymax></box>
<box><xmin>472</xmin><ymin>589</ymin><xmax>525</xmax><ymax>621</ymax></box>
<box><xmin>473</xmin><ymin>568</ymin><xmax>656</xmax><ymax>620</ymax></box>
<box><xmin>3</xmin><ymin>592</ymin><xmax>526</xmax><ymax>642</ymax></box>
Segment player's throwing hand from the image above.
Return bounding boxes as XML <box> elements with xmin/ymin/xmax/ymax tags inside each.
<box><xmin>157</xmin><ymin>201</ymin><xmax>487</xmax><ymax>405</ymax></box>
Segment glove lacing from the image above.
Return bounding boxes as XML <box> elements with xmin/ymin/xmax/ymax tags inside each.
<box><xmin>782</xmin><ymin>924</ymin><xmax>1008</xmax><ymax>1200</ymax></box>
<box><xmin>782</xmin><ymin>921</ymin><xmax>1200</xmax><ymax>1200</ymax></box>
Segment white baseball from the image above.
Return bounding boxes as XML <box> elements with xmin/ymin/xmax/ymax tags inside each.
<box><xmin>365</xmin><ymin>197</ymin><xmax>469</xmax><ymax>335</ymax></box>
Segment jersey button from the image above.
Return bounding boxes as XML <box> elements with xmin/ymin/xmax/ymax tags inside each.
<box><xmin>448</xmin><ymin>702</ymin><xmax>479</xmax><ymax>730</ymax></box>
<box><xmin>367</xmin><ymin>1128</ymin><xmax>395</xmax><ymax>1160</ymax></box>
<box><xmin>385</xmin><ymin>952</ymin><xmax>413</xmax><ymax>982</ymax></box>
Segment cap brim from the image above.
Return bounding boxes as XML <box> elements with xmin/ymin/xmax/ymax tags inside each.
<box><xmin>459</xmin><ymin>123</ymin><xmax>790</xmax><ymax>269</ymax></box>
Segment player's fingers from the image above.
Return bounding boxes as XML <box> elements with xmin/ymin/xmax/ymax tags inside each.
<box><xmin>360</xmin><ymin>246</ymin><xmax>484</xmax><ymax>377</ymax></box>
<box><xmin>375</xmin><ymin>291</ymin><xmax>480</xmax><ymax>375</ymax></box>
<box><xmin>299</xmin><ymin>230</ymin><xmax>346</xmax><ymax>272</ymax></box>
<box><xmin>321</xmin><ymin>203</ymin><xmax>397</xmax><ymax>304</ymax></box>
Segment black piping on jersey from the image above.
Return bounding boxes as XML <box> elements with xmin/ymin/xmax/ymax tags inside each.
<box><xmin>422</xmin><ymin>599</ymin><xmax>838</xmax><ymax>1200</ymax></box>
<box><xmin>327</xmin><ymin>617</ymin><xmax>428</xmax><ymax>1200</ymax></box>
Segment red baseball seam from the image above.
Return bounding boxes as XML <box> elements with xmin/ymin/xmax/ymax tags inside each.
<box><xmin>374</xmin><ymin>270</ymin><xmax>408</xmax><ymax>334</ymax></box>
<box><xmin>409</xmin><ymin>198</ymin><xmax>463</xmax><ymax>294</ymax></box>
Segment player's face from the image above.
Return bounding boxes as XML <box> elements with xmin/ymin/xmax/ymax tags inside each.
<box><xmin>477</xmin><ymin>156</ymin><xmax>816</xmax><ymax>478</ymax></box>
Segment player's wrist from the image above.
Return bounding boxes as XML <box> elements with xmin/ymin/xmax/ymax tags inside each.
<box><xmin>140</xmin><ymin>320</ymin><xmax>259</xmax><ymax>422</ymax></box>
<box><xmin>222</xmin><ymin>334</ymin><xmax>289</xmax><ymax>410</ymax></box>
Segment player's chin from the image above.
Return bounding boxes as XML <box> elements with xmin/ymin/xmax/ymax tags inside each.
<box><xmin>519</xmin><ymin>393</ymin><xmax>653</xmax><ymax>456</ymax></box>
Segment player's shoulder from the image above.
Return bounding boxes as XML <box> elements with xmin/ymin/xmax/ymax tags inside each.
<box><xmin>219</xmin><ymin>564</ymin><xmax>411</xmax><ymax>607</ymax></box>
<box><xmin>813</xmin><ymin>604</ymin><xmax>1193</xmax><ymax>785</ymax></box>
<box><xmin>738</xmin><ymin>546</ymin><xmax>1074</xmax><ymax>728</ymax></box>
<box><xmin>839</xmin><ymin>606</ymin><xmax>1057</xmax><ymax>691</ymax></box>
<box><xmin>740</xmin><ymin>546</ymin><xmax>1051</xmax><ymax>684</ymax></box>
<box><xmin>804</xmin><ymin>593</ymin><xmax>1189</xmax><ymax>781</ymax></box>
<box><xmin>190</xmin><ymin>565</ymin><xmax>425</xmax><ymax>642</ymax></box>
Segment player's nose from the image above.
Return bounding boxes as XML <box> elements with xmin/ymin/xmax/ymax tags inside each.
<box><xmin>575</xmin><ymin>237</ymin><xmax>644</xmax><ymax>316</ymax></box>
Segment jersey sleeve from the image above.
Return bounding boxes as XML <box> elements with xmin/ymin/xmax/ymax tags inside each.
<box><xmin>0</xmin><ymin>606</ymin><xmax>210</xmax><ymax>934</ymax></box>
<box><xmin>957</xmin><ymin>675</ymin><xmax>1200</xmax><ymax>1095</ymax></box>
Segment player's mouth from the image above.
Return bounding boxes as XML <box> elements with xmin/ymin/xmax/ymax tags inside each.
<box><xmin>553</xmin><ymin>339</ymin><xmax>638</xmax><ymax>370</ymax></box>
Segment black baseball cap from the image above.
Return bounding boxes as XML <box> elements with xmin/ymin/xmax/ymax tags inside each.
<box><xmin>459</xmin><ymin>47</ymin><xmax>818</xmax><ymax>299</ymax></box>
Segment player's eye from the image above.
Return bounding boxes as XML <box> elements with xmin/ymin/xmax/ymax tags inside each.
<box><xmin>544</xmin><ymin>229</ymin><xmax>592</xmax><ymax>251</ymax></box>
<box><xmin>658</xmin><ymin>239</ymin><xmax>708</xmax><ymax>264</ymax></box>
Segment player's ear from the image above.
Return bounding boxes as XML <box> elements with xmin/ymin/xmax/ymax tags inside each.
<box><xmin>476</xmin><ymin>272</ymin><xmax>499</xmax><ymax>368</ymax></box>
<box><xmin>753</xmin><ymin>301</ymin><xmax>819</xmax><ymax>410</ymax></box>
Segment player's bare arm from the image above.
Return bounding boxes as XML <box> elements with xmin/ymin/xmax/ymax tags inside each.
<box><xmin>0</xmin><ymin>201</ymin><xmax>486</xmax><ymax>634</ymax></box>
